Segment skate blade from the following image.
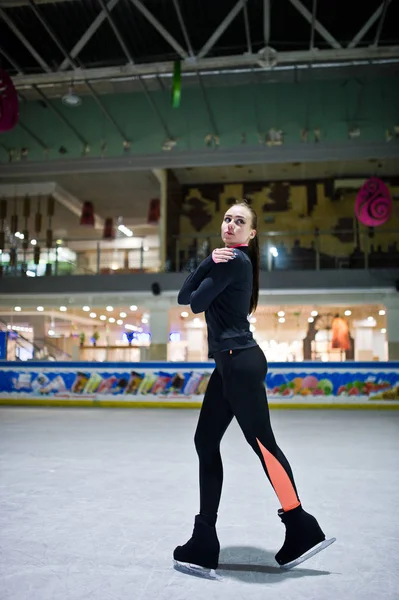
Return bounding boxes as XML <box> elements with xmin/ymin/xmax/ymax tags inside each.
<box><xmin>173</xmin><ymin>560</ymin><xmax>221</xmax><ymax>581</ymax></box>
<box><xmin>280</xmin><ymin>537</ymin><xmax>336</xmax><ymax>570</ymax></box>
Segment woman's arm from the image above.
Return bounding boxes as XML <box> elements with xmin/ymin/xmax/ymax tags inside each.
<box><xmin>190</xmin><ymin>258</ymin><xmax>245</xmax><ymax>314</ymax></box>
<box><xmin>177</xmin><ymin>255</ymin><xmax>213</xmax><ymax>305</ymax></box>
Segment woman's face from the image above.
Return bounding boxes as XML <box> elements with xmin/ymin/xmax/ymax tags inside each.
<box><xmin>221</xmin><ymin>204</ymin><xmax>256</xmax><ymax>246</ymax></box>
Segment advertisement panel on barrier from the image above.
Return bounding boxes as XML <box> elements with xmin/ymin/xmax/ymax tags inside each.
<box><xmin>0</xmin><ymin>362</ymin><xmax>399</xmax><ymax>406</ymax></box>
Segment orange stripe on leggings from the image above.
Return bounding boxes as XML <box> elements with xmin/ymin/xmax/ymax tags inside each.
<box><xmin>256</xmin><ymin>438</ymin><xmax>301</xmax><ymax>512</ymax></box>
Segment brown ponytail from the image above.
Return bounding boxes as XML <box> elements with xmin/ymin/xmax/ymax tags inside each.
<box><xmin>236</xmin><ymin>200</ymin><xmax>260</xmax><ymax>315</ymax></box>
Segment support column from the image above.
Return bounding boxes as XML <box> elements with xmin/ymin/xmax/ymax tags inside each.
<box><xmin>166</xmin><ymin>170</ymin><xmax>183</xmax><ymax>271</ymax></box>
<box><xmin>152</xmin><ymin>168</ymin><xmax>167</xmax><ymax>271</ymax></box>
<box><xmin>28</xmin><ymin>315</ymin><xmax>47</xmax><ymax>346</ymax></box>
<box><xmin>148</xmin><ymin>299</ymin><xmax>171</xmax><ymax>360</ymax></box>
<box><xmin>385</xmin><ymin>295</ymin><xmax>399</xmax><ymax>360</ymax></box>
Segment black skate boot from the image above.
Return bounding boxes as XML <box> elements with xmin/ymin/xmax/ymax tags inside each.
<box><xmin>275</xmin><ymin>505</ymin><xmax>336</xmax><ymax>570</ymax></box>
<box><xmin>173</xmin><ymin>514</ymin><xmax>220</xmax><ymax>580</ymax></box>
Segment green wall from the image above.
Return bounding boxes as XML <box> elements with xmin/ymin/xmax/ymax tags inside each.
<box><xmin>1</xmin><ymin>75</ymin><xmax>398</xmax><ymax>162</ymax></box>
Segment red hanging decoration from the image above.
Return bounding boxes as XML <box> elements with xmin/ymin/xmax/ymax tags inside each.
<box><xmin>331</xmin><ymin>316</ymin><xmax>351</xmax><ymax>351</ymax></box>
<box><xmin>0</xmin><ymin>68</ymin><xmax>19</xmax><ymax>133</ymax></box>
<box><xmin>103</xmin><ymin>217</ymin><xmax>115</xmax><ymax>240</ymax></box>
<box><xmin>80</xmin><ymin>201</ymin><xmax>95</xmax><ymax>226</ymax></box>
<box><xmin>33</xmin><ymin>246</ymin><xmax>40</xmax><ymax>265</ymax></box>
<box><xmin>147</xmin><ymin>198</ymin><xmax>160</xmax><ymax>224</ymax></box>
<box><xmin>35</xmin><ymin>196</ymin><xmax>42</xmax><ymax>234</ymax></box>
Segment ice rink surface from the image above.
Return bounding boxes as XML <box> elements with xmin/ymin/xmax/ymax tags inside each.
<box><xmin>1</xmin><ymin>406</ymin><xmax>398</xmax><ymax>600</ymax></box>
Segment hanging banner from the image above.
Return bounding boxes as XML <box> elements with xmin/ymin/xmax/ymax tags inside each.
<box><xmin>331</xmin><ymin>316</ymin><xmax>351</xmax><ymax>350</ymax></box>
<box><xmin>0</xmin><ymin>332</ymin><xmax>7</xmax><ymax>360</ymax></box>
<box><xmin>0</xmin><ymin>362</ymin><xmax>398</xmax><ymax>406</ymax></box>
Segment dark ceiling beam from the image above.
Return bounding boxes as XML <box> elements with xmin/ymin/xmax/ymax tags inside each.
<box><xmin>172</xmin><ymin>0</ymin><xmax>194</xmax><ymax>57</ymax></box>
<box><xmin>34</xmin><ymin>87</ymin><xmax>89</xmax><ymax>149</ymax></box>
<box><xmin>97</xmin><ymin>0</ymin><xmax>134</xmax><ymax>64</ymax></box>
<box><xmin>0</xmin><ymin>43</ymin><xmax>22</xmax><ymax>72</ymax></box>
<box><xmin>26</xmin><ymin>0</ymin><xmax>130</xmax><ymax>145</ymax></box>
<box><xmin>0</xmin><ymin>43</ymin><xmax>49</xmax><ymax>150</ymax></box>
<box><xmin>27</xmin><ymin>0</ymin><xmax>76</xmax><ymax>68</ymax></box>
<box><xmin>0</xmin><ymin>6</ymin><xmax>51</xmax><ymax>72</ymax></box>
<box><xmin>0</xmin><ymin>12</ymin><xmax>88</xmax><ymax>150</ymax></box>
<box><xmin>129</xmin><ymin>0</ymin><xmax>188</xmax><ymax>60</ymax></box>
<box><xmin>198</xmin><ymin>0</ymin><xmax>248</xmax><ymax>59</ymax></box>
<box><xmin>18</xmin><ymin>121</ymin><xmax>48</xmax><ymax>151</ymax></box>
<box><xmin>347</xmin><ymin>3</ymin><xmax>384</xmax><ymax>49</ymax></box>
<box><xmin>59</xmin><ymin>0</ymin><xmax>121</xmax><ymax>71</ymax></box>
<box><xmin>1</xmin><ymin>0</ymin><xmax>76</xmax><ymax>5</ymax></box>
<box><xmin>196</xmin><ymin>73</ymin><xmax>219</xmax><ymax>140</ymax></box>
<box><xmin>373</xmin><ymin>0</ymin><xmax>392</xmax><ymax>48</ymax></box>
<box><xmin>263</xmin><ymin>0</ymin><xmax>270</xmax><ymax>47</ymax></box>
<box><xmin>97</xmin><ymin>0</ymin><xmax>174</xmax><ymax>143</ymax></box>
<box><xmin>243</xmin><ymin>2</ymin><xmax>252</xmax><ymax>54</ymax></box>
<box><xmin>289</xmin><ymin>0</ymin><xmax>341</xmax><ymax>49</ymax></box>
<box><xmin>309</xmin><ymin>0</ymin><xmax>317</xmax><ymax>51</ymax></box>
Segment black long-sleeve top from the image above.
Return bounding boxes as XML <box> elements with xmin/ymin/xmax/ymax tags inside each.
<box><xmin>177</xmin><ymin>247</ymin><xmax>257</xmax><ymax>358</ymax></box>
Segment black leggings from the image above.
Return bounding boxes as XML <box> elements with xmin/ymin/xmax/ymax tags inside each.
<box><xmin>194</xmin><ymin>345</ymin><xmax>300</xmax><ymax>518</ymax></box>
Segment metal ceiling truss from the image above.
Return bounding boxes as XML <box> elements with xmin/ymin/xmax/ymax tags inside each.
<box><xmin>129</xmin><ymin>0</ymin><xmax>188</xmax><ymax>60</ymax></box>
<box><xmin>173</xmin><ymin>0</ymin><xmax>220</xmax><ymax>145</ymax></box>
<box><xmin>97</xmin><ymin>0</ymin><xmax>174</xmax><ymax>144</ymax></box>
<box><xmin>1</xmin><ymin>0</ymin><xmax>398</xmax><ymax>90</ymax></box>
<box><xmin>59</xmin><ymin>0</ymin><xmax>121</xmax><ymax>71</ymax></box>
<box><xmin>198</xmin><ymin>0</ymin><xmax>248</xmax><ymax>59</ymax></box>
<box><xmin>0</xmin><ymin>0</ymin><xmax>129</xmax><ymax>145</ymax></box>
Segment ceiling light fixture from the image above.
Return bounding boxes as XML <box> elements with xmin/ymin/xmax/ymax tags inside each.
<box><xmin>37</xmin><ymin>306</ymin><xmax>44</xmax><ymax>312</ymax></box>
<box><xmin>130</xmin><ymin>305</ymin><xmax>137</xmax><ymax>311</ymax></box>
<box><xmin>120</xmin><ymin>312</ymin><xmax>127</xmax><ymax>318</ymax></box>
<box><xmin>60</xmin><ymin>306</ymin><xmax>67</xmax><ymax>312</ymax></box>
<box><xmin>109</xmin><ymin>317</ymin><xmax>115</xmax><ymax>323</ymax></box>
<box><xmin>14</xmin><ymin>306</ymin><xmax>21</xmax><ymax>311</ymax></box>
<box><xmin>82</xmin><ymin>306</ymin><xmax>90</xmax><ymax>312</ymax></box>
<box><xmin>344</xmin><ymin>310</ymin><xmax>352</xmax><ymax>316</ymax></box>
<box><xmin>62</xmin><ymin>85</ymin><xmax>81</xmax><ymax>107</ymax></box>
<box><xmin>269</xmin><ymin>246</ymin><xmax>278</xmax><ymax>257</ymax></box>
<box><xmin>99</xmin><ymin>315</ymin><xmax>106</xmax><ymax>321</ymax></box>
<box><xmin>118</xmin><ymin>224</ymin><xmax>133</xmax><ymax>237</ymax></box>
<box><xmin>106</xmin><ymin>305</ymin><xmax>113</xmax><ymax>312</ymax></box>
<box><xmin>89</xmin><ymin>312</ymin><xmax>97</xmax><ymax>318</ymax></box>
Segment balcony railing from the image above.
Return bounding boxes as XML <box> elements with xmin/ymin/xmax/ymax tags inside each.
<box><xmin>0</xmin><ymin>228</ymin><xmax>398</xmax><ymax>277</ymax></box>
<box><xmin>171</xmin><ymin>229</ymin><xmax>399</xmax><ymax>273</ymax></box>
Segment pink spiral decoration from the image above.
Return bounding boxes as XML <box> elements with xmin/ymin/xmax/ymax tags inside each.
<box><xmin>355</xmin><ymin>178</ymin><xmax>392</xmax><ymax>227</ymax></box>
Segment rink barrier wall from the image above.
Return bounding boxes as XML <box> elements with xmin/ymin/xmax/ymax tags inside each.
<box><xmin>0</xmin><ymin>361</ymin><xmax>399</xmax><ymax>409</ymax></box>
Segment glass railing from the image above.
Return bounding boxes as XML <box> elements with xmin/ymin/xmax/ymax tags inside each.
<box><xmin>0</xmin><ymin>245</ymin><xmax>157</xmax><ymax>277</ymax></box>
<box><xmin>1</xmin><ymin>229</ymin><xmax>398</xmax><ymax>277</ymax></box>
<box><xmin>171</xmin><ymin>229</ymin><xmax>399</xmax><ymax>272</ymax></box>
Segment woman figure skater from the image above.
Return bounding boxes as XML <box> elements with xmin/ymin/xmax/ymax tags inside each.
<box><xmin>173</xmin><ymin>200</ymin><xmax>335</xmax><ymax>578</ymax></box>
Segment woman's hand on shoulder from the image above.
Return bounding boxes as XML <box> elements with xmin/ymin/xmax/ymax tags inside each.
<box><xmin>212</xmin><ymin>247</ymin><xmax>236</xmax><ymax>263</ymax></box>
